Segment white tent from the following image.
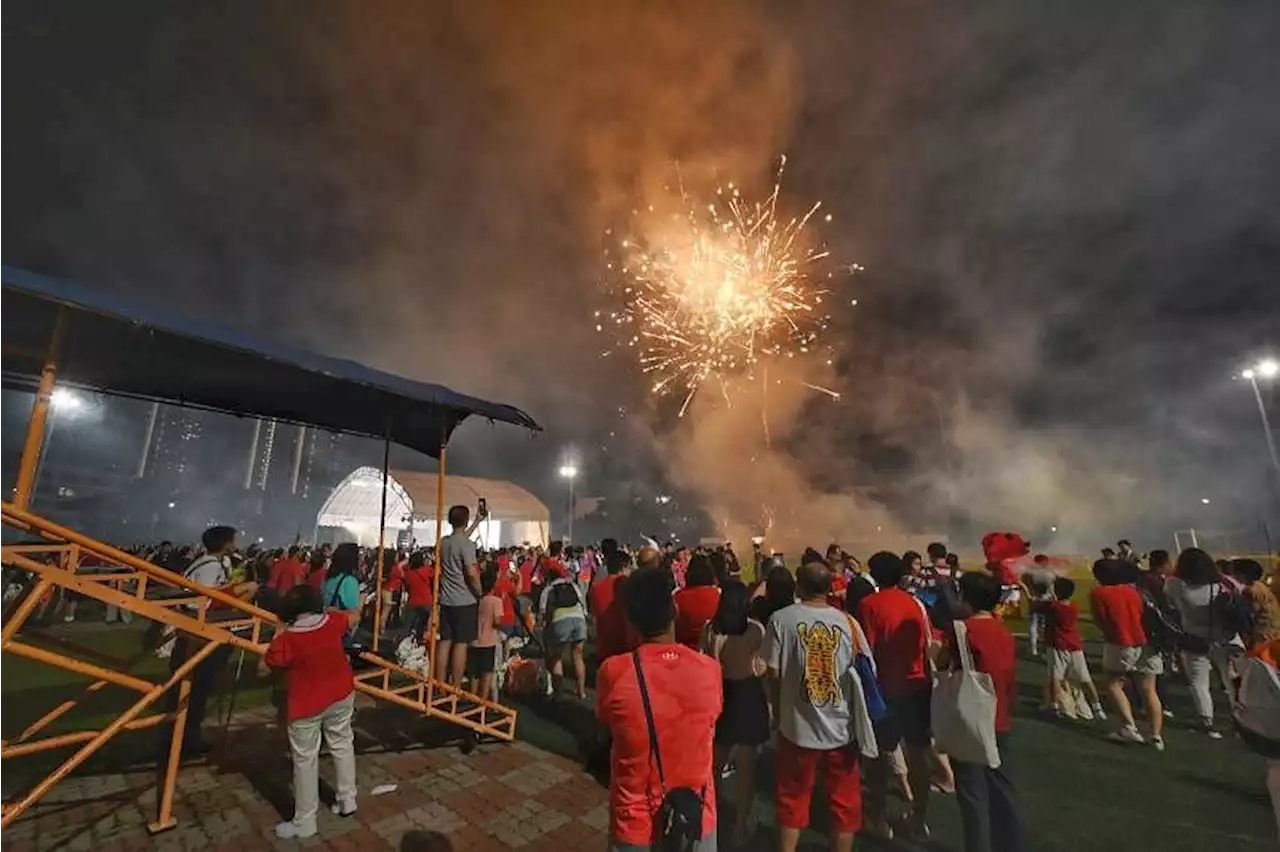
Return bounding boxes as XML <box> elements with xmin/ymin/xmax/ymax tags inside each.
<box><xmin>315</xmin><ymin>466</ymin><xmax>549</xmax><ymax>549</ymax></box>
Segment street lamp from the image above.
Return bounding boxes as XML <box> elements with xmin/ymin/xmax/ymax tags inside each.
<box><xmin>558</xmin><ymin>464</ymin><xmax>578</xmax><ymax>543</ymax></box>
<box><xmin>1239</xmin><ymin>358</ymin><xmax>1280</xmax><ymax>485</ymax></box>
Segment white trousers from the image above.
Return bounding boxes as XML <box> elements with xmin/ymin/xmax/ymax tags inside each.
<box><xmin>1180</xmin><ymin>644</ymin><xmax>1237</xmax><ymax>723</ymax></box>
<box><xmin>287</xmin><ymin>693</ymin><xmax>357</xmax><ymax>828</ymax></box>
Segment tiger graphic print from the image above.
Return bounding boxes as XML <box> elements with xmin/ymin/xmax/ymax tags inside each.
<box><xmin>796</xmin><ymin>621</ymin><xmax>845</xmax><ymax>707</ymax></box>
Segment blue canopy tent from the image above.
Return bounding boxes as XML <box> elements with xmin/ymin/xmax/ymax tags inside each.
<box><xmin>1</xmin><ymin>266</ymin><xmax>541</xmax><ymax>454</ymax></box>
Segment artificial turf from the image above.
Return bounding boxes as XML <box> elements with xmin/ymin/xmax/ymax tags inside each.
<box><xmin>3</xmin><ymin>604</ymin><xmax>1275</xmax><ymax>850</ymax></box>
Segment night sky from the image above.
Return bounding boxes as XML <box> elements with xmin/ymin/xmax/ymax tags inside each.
<box><xmin>5</xmin><ymin>2</ymin><xmax>1279</xmax><ymax>551</ymax></box>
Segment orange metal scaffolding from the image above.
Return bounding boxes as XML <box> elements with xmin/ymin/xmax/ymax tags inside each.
<box><xmin>0</xmin><ymin>369</ymin><xmax>517</xmax><ymax>835</ymax></box>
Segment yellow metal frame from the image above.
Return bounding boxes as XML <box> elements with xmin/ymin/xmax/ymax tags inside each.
<box><xmin>1</xmin><ymin>360</ymin><xmax>518</xmax><ymax>832</ymax></box>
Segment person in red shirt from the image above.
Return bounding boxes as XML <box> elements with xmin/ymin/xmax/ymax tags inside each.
<box><xmin>492</xmin><ymin>560</ymin><xmax>519</xmax><ymax>638</ymax></box>
<box><xmin>673</xmin><ymin>555</ymin><xmax>721</xmax><ymax>649</ymax></box>
<box><xmin>258</xmin><ymin>585</ymin><xmax>357</xmax><ymax>840</ymax></box>
<box><xmin>1045</xmin><ymin>577</ymin><xmax>1105</xmax><ymax>719</ymax></box>
<box><xmin>942</xmin><ymin>571</ymin><xmax>1029</xmax><ymax>852</ymax></box>
<box><xmin>304</xmin><ymin>551</ymin><xmax>328</xmax><ymax>596</ymax></box>
<box><xmin>268</xmin><ymin>546</ymin><xmax>307</xmax><ymax>595</ymax></box>
<box><xmin>381</xmin><ymin>552</ymin><xmax>406</xmax><ymax>630</ymax></box>
<box><xmin>589</xmin><ymin>551</ymin><xmax>637</xmax><ymax>662</ymax></box>
<box><xmin>857</xmin><ymin>551</ymin><xmax>934</xmax><ymax>839</ymax></box>
<box><xmin>401</xmin><ymin>551</ymin><xmax>436</xmax><ymax>641</ymax></box>
<box><xmin>596</xmin><ymin>566</ymin><xmax>721</xmax><ymax>851</ymax></box>
<box><xmin>1090</xmin><ymin>559</ymin><xmax>1165</xmax><ymax>747</ymax></box>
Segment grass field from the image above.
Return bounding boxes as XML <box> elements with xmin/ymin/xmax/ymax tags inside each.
<box><xmin>3</xmin><ymin>599</ymin><xmax>1276</xmax><ymax>851</ymax></box>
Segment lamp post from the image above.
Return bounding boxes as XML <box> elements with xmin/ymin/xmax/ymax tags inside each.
<box><xmin>558</xmin><ymin>464</ymin><xmax>578</xmax><ymax>544</ymax></box>
<box><xmin>1241</xmin><ymin>358</ymin><xmax>1280</xmax><ymax>484</ymax></box>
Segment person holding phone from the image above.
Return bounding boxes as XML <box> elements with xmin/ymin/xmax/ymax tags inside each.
<box><xmin>434</xmin><ymin>503</ymin><xmax>486</xmax><ymax>689</ymax></box>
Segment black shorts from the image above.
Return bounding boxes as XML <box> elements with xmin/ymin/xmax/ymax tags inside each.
<box><xmin>439</xmin><ymin>603</ymin><xmax>478</xmax><ymax>643</ymax></box>
<box><xmin>875</xmin><ymin>686</ymin><xmax>933</xmax><ymax>750</ymax></box>
<box><xmin>467</xmin><ymin>644</ymin><xmax>497</xmax><ymax>676</ymax></box>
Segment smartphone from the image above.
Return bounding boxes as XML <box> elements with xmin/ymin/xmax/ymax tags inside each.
<box><xmin>478</xmin><ymin>497</ymin><xmax>488</xmax><ymax>517</ymax></box>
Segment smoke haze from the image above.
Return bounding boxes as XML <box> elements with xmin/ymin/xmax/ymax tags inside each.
<box><xmin>5</xmin><ymin>1</ymin><xmax>1278</xmax><ymax>549</ymax></box>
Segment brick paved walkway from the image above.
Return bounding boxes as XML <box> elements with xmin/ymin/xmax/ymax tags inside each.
<box><xmin>2</xmin><ymin>702</ymin><xmax>611</xmax><ymax>852</ymax></box>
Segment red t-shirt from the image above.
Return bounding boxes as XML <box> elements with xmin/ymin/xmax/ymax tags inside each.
<box><xmin>385</xmin><ymin>562</ymin><xmax>406</xmax><ymax>592</ymax></box>
<box><xmin>403</xmin><ymin>565</ymin><xmax>436</xmax><ymax>608</ymax></box>
<box><xmin>673</xmin><ymin>585</ymin><xmax>721</xmax><ymax>649</ymax></box>
<box><xmin>268</xmin><ymin>558</ymin><xmax>306</xmax><ymax>593</ymax></box>
<box><xmin>828</xmin><ymin>574</ymin><xmax>848</xmax><ymax>607</ymax></box>
<box><xmin>1046</xmin><ymin>600</ymin><xmax>1084</xmax><ymax>652</ymax></box>
<box><xmin>1090</xmin><ymin>584</ymin><xmax>1147</xmax><ymax>647</ymax></box>
<box><xmin>857</xmin><ymin>587</ymin><xmax>931</xmax><ymax>697</ymax></box>
<box><xmin>494</xmin><ymin>573</ymin><xmax>517</xmax><ymax>627</ymax></box>
<box><xmin>518</xmin><ymin>559</ymin><xmax>536</xmax><ymax>592</ymax></box>
<box><xmin>590</xmin><ymin>574</ymin><xmax>635</xmax><ymax>660</ymax></box>
<box><xmin>596</xmin><ymin>643</ymin><xmax>722</xmax><ymax>847</ymax></box>
<box><xmin>539</xmin><ymin>558</ymin><xmax>570</xmax><ymax>583</ymax></box>
<box><xmin>264</xmin><ymin>613</ymin><xmax>355</xmax><ymax>721</ymax></box>
<box><xmin>951</xmin><ymin>616</ymin><xmax>1017</xmax><ymax>733</ymax></box>
<box><xmin>306</xmin><ymin>567</ymin><xmax>326</xmax><ymax>595</ymax></box>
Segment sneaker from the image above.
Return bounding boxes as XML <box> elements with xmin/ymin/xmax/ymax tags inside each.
<box><xmin>1206</xmin><ymin>730</ymin><xmax>1223</xmax><ymax>740</ymax></box>
<box><xmin>1091</xmin><ymin>704</ymin><xmax>1107</xmax><ymax>721</ymax></box>
<box><xmin>275</xmin><ymin>819</ymin><xmax>317</xmax><ymax>839</ymax></box>
<box><xmin>1151</xmin><ymin>736</ymin><xmax>1165</xmax><ymax>752</ymax></box>
<box><xmin>1107</xmin><ymin>726</ymin><xmax>1145</xmax><ymax>745</ymax></box>
<box><xmin>331</xmin><ymin>799</ymin><xmax>358</xmax><ymax>818</ymax></box>
<box><xmin>1163</xmin><ymin>709</ymin><xmax>1174</xmax><ymax>719</ymax></box>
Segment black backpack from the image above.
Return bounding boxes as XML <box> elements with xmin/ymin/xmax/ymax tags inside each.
<box><xmin>632</xmin><ymin>651</ymin><xmax>705</xmax><ymax>851</ymax></box>
<box><xmin>549</xmin><ymin>580</ymin><xmax>580</xmax><ymax>609</ymax></box>
<box><xmin>1213</xmin><ymin>582</ymin><xmax>1255</xmax><ymax>639</ymax></box>
<box><xmin>1138</xmin><ymin>587</ymin><xmax>1187</xmax><ymax>654</ymax></box>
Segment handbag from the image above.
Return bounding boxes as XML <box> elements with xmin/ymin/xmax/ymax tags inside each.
<box><xmin>931</xmin><ymin>620</ymin><xmax>1001</xmax><ymax>768</ymax></box>
<box><xmin>632</xmin><ymin>651</ymin><xmax>705</xmax><ymax>852</ymax></box>
<box><xmin>844</xmin><ymin>614</ymin><xmax>888</xmax><ymax>721</ymax></box>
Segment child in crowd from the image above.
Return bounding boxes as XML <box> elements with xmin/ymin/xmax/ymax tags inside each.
<box><xmin>945</xmin><ymin>572</ymin><xmax>1029</xmax><ymax>852</ymax></box>
<box><xmin>469</xmin><ymin>563</ymin><xmax>505</xmax><ymax>701</ymax></box>
<box><xmin>259</xmin><ymin>584</ymin><xmax>357</xmax><ymax>839</ymax></box>
<box><xmin>1090</xmin><ymin>559</ymin><xmax>1165</xmax><ymax>749</ymax></box>
<box><xmin>1045</xmin><ymin>578</ymin><xmax>1106</xmax><ymax>720</ymax></box>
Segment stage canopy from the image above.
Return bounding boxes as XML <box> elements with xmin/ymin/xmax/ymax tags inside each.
<box><xmin>316</xmin><ymin>466</ymin><xmax>549</xmax><ymax>549</ymax></box>
<box><xmin>2</xmin><ymin>267</ymin><xmax>540</xmax><ymax>457</ymax></box>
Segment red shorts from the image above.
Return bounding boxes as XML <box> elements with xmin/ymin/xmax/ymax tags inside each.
<box><xmin>775</xmin><ymin>736</ymin><xmax>862</xmax><ymax>833</ymax></box>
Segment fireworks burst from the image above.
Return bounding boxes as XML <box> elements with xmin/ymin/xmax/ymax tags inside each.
<box><xmin>598</xmin><ymin>156</ymin><xmax>857</xmax><ymax>416</ymax></box>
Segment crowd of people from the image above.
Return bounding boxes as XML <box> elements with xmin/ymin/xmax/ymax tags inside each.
<box><xmin>11</xmin><ymin>515</ymin><xmax>1280</xmax><ymax>849</ymax></box>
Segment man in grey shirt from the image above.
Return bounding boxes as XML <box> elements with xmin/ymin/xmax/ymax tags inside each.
<box><xmin>763</xmin><ymin>560</ymin><xmax>877</xmax><ymax>852</ymax></box>
<box><xmin>435</xmin><ymin>504</ymin><xmax>484</xmax><ymax>688</ymax></box>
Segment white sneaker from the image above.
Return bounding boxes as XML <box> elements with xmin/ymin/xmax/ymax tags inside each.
<box><xmin>1162</xmin><ymin>709</ymin><xmax>1174</xmax><ymax>719</ymax></box>
<box><xmin>1206</xmin><ymin>730</ymin><xmax>1223</xmax><ymax>740</ymax></box>
<box><xmin>1091</xmin><ymin>704</ymin><xmax>1107</xmax><ymax>721</ymax></box>
<box><xmin>1107</xmin><ymin>726</ymin><xmax>1145</xmax><ymax>744</ymax></box>
<box><xmin>275</xmin><ymin>819</ymin><xmax>317</xmax><ymax>839</ymax></box>
<box><xmin>1151</xmin><ymin>736</ymin><xmax>1165</xmax><ymax>752</ymax></box>
<box><xmin>331</xmin><ymin>799</ymin><xmax>358</xmax><ymax>817</ymax></box>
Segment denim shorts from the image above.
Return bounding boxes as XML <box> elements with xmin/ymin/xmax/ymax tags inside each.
<box><xmin>546</xmin><ymin>615</ymin><xmax>587</xmax><ymax>645</ymax></box>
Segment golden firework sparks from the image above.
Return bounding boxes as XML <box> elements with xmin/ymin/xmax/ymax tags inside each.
<box><xmin>599</xmin><ymin>157</ymin><xmax>854</xmax><ymax>416</ymax></box>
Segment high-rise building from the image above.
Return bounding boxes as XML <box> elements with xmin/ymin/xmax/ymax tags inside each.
<box><xmin>139</xmin><ymin>403</ymin><xmax>204</xmax><ymax>488</ymax></box>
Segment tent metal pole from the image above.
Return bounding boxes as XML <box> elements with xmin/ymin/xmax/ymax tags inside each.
<box><xmin>427</xmin><ymin>432</ymin><xmax>446</xmax><ymax>702</ymax></box>
<box><xmin>13</xmin><ymin>313</ymin><xmax>64</xmax><ymax>510</ymax></box>
<box><xmin>372</xmin><ymin>430</ymin><xmax>391</xmax><ymax>651</ymax></box>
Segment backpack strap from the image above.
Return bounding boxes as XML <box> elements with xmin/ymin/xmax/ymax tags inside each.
<box><xmin>631</xmin><ymin>650</ymin><xmax>667</xmax><ymax>794</ymax></box>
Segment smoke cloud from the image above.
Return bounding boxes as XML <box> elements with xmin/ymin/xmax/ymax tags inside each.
<box><xmin>5</xmin><ymin>1</ymin><xmax>1278</xmax><ymax>549</ymax></box>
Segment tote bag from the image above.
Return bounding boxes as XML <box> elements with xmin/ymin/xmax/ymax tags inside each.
<box><xmin>931</xmin><ymin>620</ymin><xmax>1001</xmax><ymax>768</ymax></box>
